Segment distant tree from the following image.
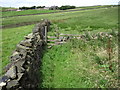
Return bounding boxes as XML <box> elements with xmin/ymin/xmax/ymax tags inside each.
<box><xmin>19</xmin><ymin>6</ymin><xmax>49</xmax><ymax>10</ymax></box>
<box><xmin>19</xmin><ymin>7</ymin><xmax>22</xmax><ymax>10</ymax></box>
<box><xmin>19</xmin><ymin>6</ymin><xmax>27</xmax><ymax>10</ymax></box>
<box><xmin>59</xmin><ymin>5</ymin><xmax>76</xmax><ymax>10</ymax></box>
<box><xmin>42</xmin><ymin>6</ymin><xmax>45</xmax><ymax>8</ymax></box>
<box><xmin>31</xmin><ymin>6</ymin><xmax>36</xmax><ymax>9</ymax></box>
<box><xmin>37</xmin><ymin>6</ymin><xmax>42</xmax><ymax>8</ymax></box>
<box><xmin>37</xmin><ymin>6</ymin><xmax>45</xmax><ymax>9</ymax></box>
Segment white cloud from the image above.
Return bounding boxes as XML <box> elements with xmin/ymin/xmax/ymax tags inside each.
<box><xmin>0</xmin><ymin>0</ymin><xmax>119</xmax><ymax>7</ymax></box>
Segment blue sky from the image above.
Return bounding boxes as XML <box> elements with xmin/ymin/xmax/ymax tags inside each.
<box><xmin>0</xmin><ymin>0</ymin><xmax>119</xmax><ymax>8</ymax></box>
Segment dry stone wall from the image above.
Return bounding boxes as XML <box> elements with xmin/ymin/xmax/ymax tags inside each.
<box><xmin>0</xmin><ymin>19</ymin><xmax>51</xmax><ymax>90</ymax></box>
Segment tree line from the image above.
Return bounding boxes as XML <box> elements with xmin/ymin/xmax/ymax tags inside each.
<box><xmin>59</xmin><ymin>5</ymin><xmax>76</xmax><ymax>10</ymax></box>
<box><xmin>19</xmin><ymin>6</ymin><xmax>45</xmax><ymax>10</ymax></box>
<box><xmin>19</xmin><ymin>5</ymin><xmax>76</xmax><ymax>10</ymax></box>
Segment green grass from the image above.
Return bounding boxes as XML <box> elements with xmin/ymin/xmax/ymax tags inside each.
<box><xmin>78</xmin><ymin>5</ymin><xmax>114</xmax><ymax>9</ymax></box>
<box><xmin>2</xmin><ymin>5</ymin><xmax>114</xmax><ymax>17</ymax></box>
<box><xmin>40</xmin><ymin>34</ymin><xmax>118</xmax><ymax>88</ymax></box>
<box><xmin>2</xmin><ymin>9</ymin><xmax>60</xmax><ymax>17</ymax></box>
<box><xmin>1</xmin><ymin>6</ymin><xmax>118</xmax><ymax>87</ymax></box>
<box><xmin>1</xmin><ymin>7</ymin><xmax>18</xmax><ymax>12</ymax></box>
<box><xmin>0</xmin><ymin>29</ymin><xmax>2</xmax><ymax>75</ymax></box>
<box><xmin>2</xmin><ymin>7</ymin><xmax>118</xmax><ymax>30</ymax></box>
<box><xmin>38</xmin><ymin>6</ymin><xmax>118</xmax><ymax>88</ymax></box>
<box><xmin>1</xmin><ymin>6</ymin><xmax>118</xmax><ymax>72</ymax></box>
<box><xmin>1</xmin><ymin>25</ymin><xmax>34</xmax><ymax>75</ymax></box>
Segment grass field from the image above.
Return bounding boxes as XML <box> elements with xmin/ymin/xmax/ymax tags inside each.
<box><xmin>1</xmin><ymin>25</ymin><xmax>34</xmax><ymax>75</ymax></box>
<box><xmin>39</xmin><ymin>6</ymin><xmax>118</xmax><ymax>88</ymax></box>
<box><xmin>2</xmin><ymin>7</ymin><xmax>118</xmax><ymax>29</ymax></box>
<box><xmin>2</xmin><ymin>9</ymin><xmax>59</xmax><ymax>17</ymax></box>
<box><xmin>40</xmin><ymin>35</ymin><xmax>118</xmax><ymax>88</ymax></box>
<box><xmin>1</xmin><ymin>7</ymin><xmax>17</xmax><ymax>12</ymax></box>
<box><xmin>1</xmin><ymin>6</ymin><xmax>118</xmax><ymax>87</ymax></box>
<box><xmin>78</xmin><ymin>5</ymin><xmax>114</xmax><ymax>9</ymax></box>
<box><xmin>2</xmin><ymin>5</ymin><xmax>114</xmax><ymax>18</ymax></box>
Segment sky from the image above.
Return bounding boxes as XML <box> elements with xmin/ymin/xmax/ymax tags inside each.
<box><xmin>0</xmin><ymin>0</ymin><xmax>119</xmax><ymax>8</ymax></box>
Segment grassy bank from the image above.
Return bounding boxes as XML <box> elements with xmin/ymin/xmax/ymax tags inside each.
<box><xmin>39</xmin><ymin>6</ymin><xmax>118</xmax><ymax>88</ymax></box>
<box><xmin>40</xmin><ymin>34</ymin><xmax>118</xmax><ymax>88</ymax></box>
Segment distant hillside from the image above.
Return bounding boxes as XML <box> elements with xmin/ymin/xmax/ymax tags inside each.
<box><xmin>1</xmin><ymin>7</ymin><xmax>18</xmax><ymax>12</ymax></box>
<box><xmin>78</xmin><ymin>5</ymin><xmax>117</xmax><ymax>9</ymax></box>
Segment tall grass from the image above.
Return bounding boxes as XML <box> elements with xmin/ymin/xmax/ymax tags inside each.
<box><xmin>40</xmin><ymin>33</ymin><xmax>118</xmax><ymax>88</ymax></box>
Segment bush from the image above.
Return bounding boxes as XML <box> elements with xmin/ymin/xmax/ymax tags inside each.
<box><xmin>19</xmin><ymin>6</ymin><xmax>37</xmax><ymax>10</ymax></box>
<box><xmin>59</xmin><ymin>5</ymin><xmax>76</xmax><ymax>10</ymax></box>
<box><xmin>37</xmin><ymin>6</ymin><xmax>45</xmax><ymax>9</ymax></box>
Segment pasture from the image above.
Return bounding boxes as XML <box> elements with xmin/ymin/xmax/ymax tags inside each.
<box><xmin>2</xmin><ymin>7</ymin><xmax>118</xmax><ymax>29</ymax></box>
<box><xmin>1</xmin><ymin>6</ymin><xmax>118</xmax><ymax>88</ymax></box>
<box><xmin>2</xmin><ymin>5</ymin><xmax>113</xmax><ymax>18</ymax></box>
<box><xmin>2</xmin><ymin>9</ymin><xmax>59</xmax><ymax>18</ymax></box>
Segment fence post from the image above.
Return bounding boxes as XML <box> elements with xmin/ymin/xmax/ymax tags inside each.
<box><xmin>55</xmin><ymin>25</ymin><xmax>59</xmax><ymax>39</ymax></box>
<box><xmin>45</xmin><ymin>26</ymin><xmax>47</xmax><ymax>43</ymax></box>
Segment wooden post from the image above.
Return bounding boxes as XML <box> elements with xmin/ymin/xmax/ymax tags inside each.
<box><xmin>45</xmin><ymin>26</ymin><xmax>47</xmax><ymax>43</ymax></box>
<box><xmin>55</xmin><ymin>25</ymin><xmax>59</xmax><ymax>39</ymax></box>
<box><xmin>56</xmin><ymin>31</ymin><xmax>59</xmax><ymax>39</ymax></box>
